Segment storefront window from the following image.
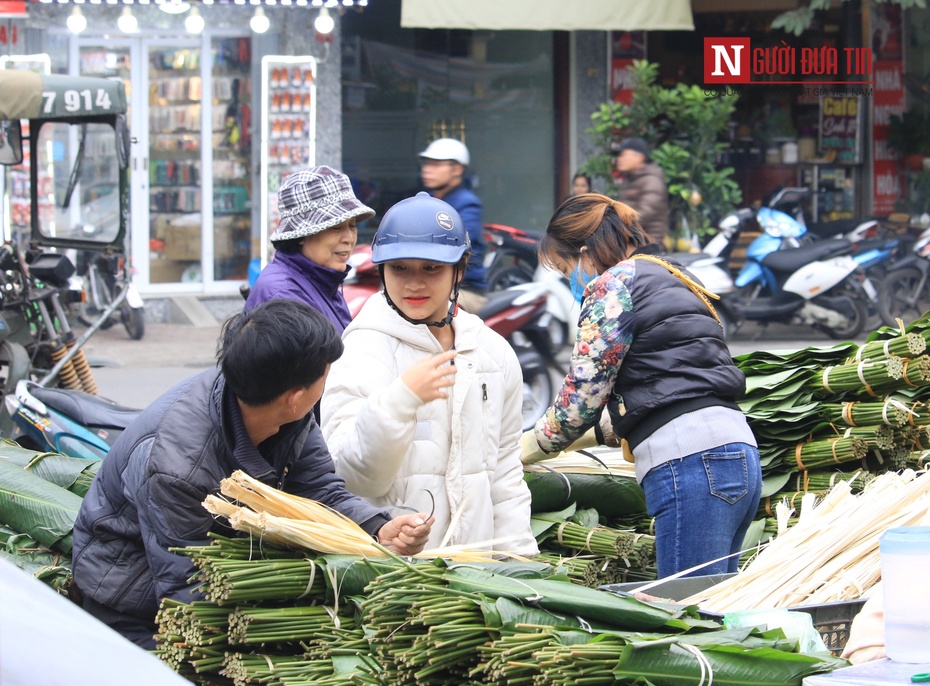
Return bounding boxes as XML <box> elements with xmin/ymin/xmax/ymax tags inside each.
<box><xmin>341</xmin><ymin>0</ymin><xmax>556</xmax><ymax>233</ymax></box>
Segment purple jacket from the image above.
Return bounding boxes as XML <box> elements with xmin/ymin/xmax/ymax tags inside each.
<box><xmin>245</xmin><ymin>250</ymin><xmax>352</xmax><ymax>333</ymax></box>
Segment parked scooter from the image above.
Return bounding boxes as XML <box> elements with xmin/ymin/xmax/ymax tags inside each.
<box><xmin>876</xmin><ymin>225</ymin><xmax>930</xmax><ymax>327</ymax></box>
<box><xmin>75</xmin><ymin>247</ymin><xmax>146</xmax><ymax>341</ymax></box>
<box><xmin>5</xmin><ymin>379</ymin><xmax>141</xmax><ymax>459</ymax></box>
<box><xmin>722</xmin><ymin>207</ymin><xmax>874</xmax><ymax>338</ymax></box>
<box><xmin>344</xmin><ymin>244</ymin><xmax>557</xmax><ymax>430</ymax></box>
<box><xmin>482</xmin><ymin>223</ymin><xmax>578</xmax><ymax>347</ymax></box>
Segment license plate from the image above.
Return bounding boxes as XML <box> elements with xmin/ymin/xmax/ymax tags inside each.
<box><xmin>483</xmin><ymin>251</ymin><xmax>497</xmax><ymax>269</ymax></box>
<box><xmin>862</xmin><ymin>277</ymin><xmax>878</xmax><ymax>300</ymax></box>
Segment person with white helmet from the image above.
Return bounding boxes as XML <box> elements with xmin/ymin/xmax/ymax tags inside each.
<box><xmin>418</xmin><ymin>138</ymin><xmax>489</xmax><ymax>312</ymax></box>
<box><xmin>321</xmin><ymin>192</ymin><xmax>538</xmax><ymax>556</ymax></box>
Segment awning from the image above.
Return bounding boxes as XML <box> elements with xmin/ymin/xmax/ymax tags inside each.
<box><xmin>400</xmin><ymin>0</ymin><xmax>694</xmax><ymax>32</ymax></box>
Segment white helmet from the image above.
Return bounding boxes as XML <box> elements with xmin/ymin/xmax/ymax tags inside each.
<box><xmin>418</xmin><ymin>138</ymin><xmax>470</xmax><ymax>166</ymax></box>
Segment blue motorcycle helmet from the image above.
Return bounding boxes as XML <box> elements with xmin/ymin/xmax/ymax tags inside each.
<box><xmin>371</xmin><ymin>191</ymin><xmax>471</xmax><ymax>327</ymax></box>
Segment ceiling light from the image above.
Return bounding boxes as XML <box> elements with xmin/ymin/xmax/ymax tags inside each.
<box><xmin>158</xmin><ymin>0</ymin><xmax>190</xmax><ymax>14</ymax></box>
<box><xmin>313</xmin><ymin>6</ymin><xmax>334</xmax><ymax>34</ymax></box>
<box><xmin>67</xmin><ymin>6</ymin><xmax>87</xmax><ymax>33</ymax></box>
<box><xmin>185</xmin><ymin>6</ymin><xmax>205</xmax><ymax>33</ymax></box>
<box><xmin>250</xmin><ymin>7</ymin><xmax>270</xmax><ymax>33</ymax></box>
<box><xmin>117</xmin><ymin>6</ymin><xmax>138</xmax><ymax>32</ymax></box>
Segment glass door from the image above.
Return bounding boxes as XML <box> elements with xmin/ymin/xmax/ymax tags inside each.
<box><xmin>145</xmin><ymin>39</ymin><xmax>204</xmax><ymax>286</ymax></box>
<box><xmin>210</xmin><ymin>36</ymin><xmax>253</xmax><ymax>283</ymax></box>
<box><xmin>75</xmin><ymin>33</ymin><xmax>253</xmax><ymax>291</ymax></box>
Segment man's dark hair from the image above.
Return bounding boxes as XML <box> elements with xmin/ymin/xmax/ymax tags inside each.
<box><xmin>217</xmin><ymin>299</ymin><xmax>343</xmax><ymax>406</ymax></box>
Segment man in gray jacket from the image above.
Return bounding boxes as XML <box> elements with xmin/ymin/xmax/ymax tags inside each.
<box><xmin>72</xmin><ymin>300</ymin><xmax>433</xmax><ymax>648</ymax></box>
<box><xmin>614</xmin><ymin>137</ymin><xmax>670</xmax><ymax>250</ymax></box>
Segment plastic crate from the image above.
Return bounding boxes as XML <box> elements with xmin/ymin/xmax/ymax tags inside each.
<box><xmin>600</xmin><ymin>575</ymin><xmax>866</xmax><ymax>655</ymax></box>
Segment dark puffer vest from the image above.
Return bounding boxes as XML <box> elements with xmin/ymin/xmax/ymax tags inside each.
<box><xmin>603</xmin><ymin>257</ymin><xmax>746</xmax><ymax>449</ymax></box>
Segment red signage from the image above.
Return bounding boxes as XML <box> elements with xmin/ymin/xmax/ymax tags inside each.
<box><xmin>872</xmin><ymin>60</ymin><xmax>905</xmax><ymax>214</ymax></box>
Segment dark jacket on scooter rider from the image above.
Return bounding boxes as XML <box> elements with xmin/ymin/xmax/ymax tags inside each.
<box><xmin>72</xmin><ymin>368</ymin><xmax>391</xmax><ymax>647</ymax></box>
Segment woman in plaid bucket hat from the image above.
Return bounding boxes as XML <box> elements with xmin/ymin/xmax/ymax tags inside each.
<box><xmin>245</xmin><ymin>166</ymin><xmax>374</xmax><ymax>334</ymax></box>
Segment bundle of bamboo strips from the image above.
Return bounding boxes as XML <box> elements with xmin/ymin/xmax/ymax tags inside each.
<box><xmin>203</xmin><ymin>471</ymin><xmax>513</xmax><ymax>562</ymax></box>
<box><xmin>793</xmin><ymin>436</ymin><xmax>867</xmax><ymax>471</ymax></box>
<box><xmin>227</xmin><ymin>605</ymin><xmax>345</xmax><ymax>645</ymax></box>
<box><xmin>681</xmin><ymin>469</ymin><xmax>930</xmax><ymax>612</ymax></box>
<box><xmin>790</xmin><ymin>470</ymin><xmax>869</xmax><ymax>493</ymax></box>
<box><xmin>852</xmin><ymin>333</ymin><xmax>926</xmax><ymax>362</ymax></box>
<box><xmin>822</xmin><ymin>400</ymin><xmax>914</xmax><ymax>427</ymax></box>
<box><xmin>809</xmin><ymin>356</ymin><xmax>930</xmax><ymax>397</ymax></box>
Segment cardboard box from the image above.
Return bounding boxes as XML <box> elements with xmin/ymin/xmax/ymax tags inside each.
<box><xmin>148</xmin><ymin>259</ymin><xmax>191</xmax><ymax>284</ymax></box>
<box><xmin>164</xmin><ymin>216</ymin><xmax>237</xmax><ymax>261</ymax></box>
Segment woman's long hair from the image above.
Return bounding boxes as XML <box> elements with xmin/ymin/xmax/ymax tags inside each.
<box><xmin>538</xmin><ymin>193</ymin><xmax>650</xmax><ymax>273</ymax></box>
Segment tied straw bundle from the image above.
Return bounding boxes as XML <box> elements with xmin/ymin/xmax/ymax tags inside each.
<box><xmin>203</xmin><ymin>470</ymin><xmax>521</xmax><ymax>562</ymax></box>
<box><xmin>811</xmin><ymin>355</ymin><xmax>930</xmax><ymax>398</ymax></box>
<box><xmin>851</xmin><ymin>332</ymin><xmax>926</xmax><ymax>362</ymax></box>
<box><xmin>681</xmin><ymin>469</ymin><xmax>930</xmax><ymax>612</ymax></box>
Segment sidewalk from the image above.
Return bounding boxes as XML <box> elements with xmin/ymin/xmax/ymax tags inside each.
<box><xmin>81</xmin><ymin>321</ymin><xmax>223</xmax><ymax>369</ymax></box>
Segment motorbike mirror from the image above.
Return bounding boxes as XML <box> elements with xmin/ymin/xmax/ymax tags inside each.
<box><xmin>115</xmin><ymin>114</ymin><xmax>131</xmax><ymax>169</ymax></box>
<box><xmin>0</xmin><ymin>120</ymin><xmax>23</xmax><ymax>166</ymax></box>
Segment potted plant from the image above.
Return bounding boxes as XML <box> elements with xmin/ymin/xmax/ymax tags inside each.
<box><xmin>887</xmin><ymin>111</ymin><xmax>930</xmax><ymax>172</ymax></box>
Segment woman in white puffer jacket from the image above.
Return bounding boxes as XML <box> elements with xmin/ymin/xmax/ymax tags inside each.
<box><xmin>321</xmin><ymin>193</ymin><xmax>537</xmax><ymax>556</ymax></box>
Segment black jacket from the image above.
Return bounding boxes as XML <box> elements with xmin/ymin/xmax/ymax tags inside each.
<box><xmin>603</xmin><ymin>256</ymin><xmax>745</xmax><ymax>449</ymax></box>
<box><xmin>72</xmin><ymin>369</ymin><xmax>390</xmax><ymax>622</ymax></box>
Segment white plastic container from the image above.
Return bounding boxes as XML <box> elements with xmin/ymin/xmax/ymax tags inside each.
<box><xmin>781</xmin><ymin>141</ymin><xmax>799</xmax><ymax>164</ymax></box>
<box><xmin>880</xmin><ymin>526</ymin><xmax>930</xmax><ymax>662</ymax></box>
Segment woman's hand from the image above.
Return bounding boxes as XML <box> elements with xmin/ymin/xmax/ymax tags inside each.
<box><xmin>401</xmin><ymin>350</ymin><xmax>457</xmax><ymax>403</ymax></box>
<box><xmin>377</xmin><ymin>513</ymin><xmax>435</xmax><ymax>556</ymax></box>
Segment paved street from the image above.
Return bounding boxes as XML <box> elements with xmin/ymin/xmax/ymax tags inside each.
<box><xmin>81</xmin><ymin>314</ymin><xmax>874</xmax><ymax>410</ymax></box>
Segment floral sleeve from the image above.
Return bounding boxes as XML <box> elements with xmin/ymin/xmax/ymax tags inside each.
<box><xmin>535</xmin><ymin>263</ymin><xmax>636</xmax><ymax>453</ymax></box>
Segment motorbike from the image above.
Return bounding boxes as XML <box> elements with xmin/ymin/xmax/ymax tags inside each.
<box><xmin>876</xmin><ymin>224</ymin><xmax>930</xmax><ymax>327</ymax></box>
<box><xmin>344</xmin><ymin>244</ymin><xmax>557</xmax><ymax>431</ymax></box>
<box><xmin>482</xmin><ymin>223</ymin><xmax>578</xmax><ymax>347</ymax></box>
<box><xmin>0</xmin><ymin>71</ymin><xmax>134</xmax><ymax>436</ymax></box>
<box><xmin>721</xmin><ymin>207</ymin><xmax>876</xmax><ymax>339</ymax></box>
<box><xmin>5</xmin><ymin>379</ymin><xmax>141</xmax><ymax>459</ymax></box>
<box><xmin>76</xmin><ymin>247</ymin><xmax>146</xmax><ymax>341</ymax></box>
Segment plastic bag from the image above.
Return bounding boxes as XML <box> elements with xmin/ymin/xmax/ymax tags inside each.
<box><xmin>723</xmin><ymin>608</ymin><xmax>828</xmax><ymax>654</ymax></box>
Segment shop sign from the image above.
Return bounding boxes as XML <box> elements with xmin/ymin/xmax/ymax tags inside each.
<box><xmin>819</xmin><ymin>96</ymin><xmax>862</xmax><ymax>164</ymax></box>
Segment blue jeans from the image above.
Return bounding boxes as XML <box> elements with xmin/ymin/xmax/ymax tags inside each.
<box><xmin>641</xmin><ymin>443</ymin><xmax>762</xmax><ymax>579</ymax></box>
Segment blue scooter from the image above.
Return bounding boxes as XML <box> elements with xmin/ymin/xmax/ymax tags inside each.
<box><xmin>4</xmin><ymin>380</ymin><xmax>140</xmax><ymax>460</ymax></box>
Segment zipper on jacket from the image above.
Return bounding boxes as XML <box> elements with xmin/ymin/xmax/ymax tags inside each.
<box><xmin>482</xmin><ymin>383</ymin><xmax>487</xmax><ymax>401</ymax></box>
<box><xmin>277</xmin><ymin>464</ymin><xmax>291</xmax><ymax>489</ymax></box>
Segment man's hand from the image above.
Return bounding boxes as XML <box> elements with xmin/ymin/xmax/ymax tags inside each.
<box><xmin>402</xmin><ymin>350</ymin><xmax>457</xmax><ymax>403</ymax></box>
<box><xmin>520</xmin><ymin>430</ymin><xmax>551</xmax><ymax>465</ymax></box>
<box><xmin>377</xmin><ymin>513</ymin><xmax>435</xmax><ymax>556</ymax></box>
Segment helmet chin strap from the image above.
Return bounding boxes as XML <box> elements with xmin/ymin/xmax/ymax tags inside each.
<box><xmin>378</xmin><ymin>265</ymin><xmax>461</xmax><ymax>329</ymax></box>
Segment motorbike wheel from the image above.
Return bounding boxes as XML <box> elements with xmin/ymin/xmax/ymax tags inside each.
<box><xmin>877</xmin><ymin>267</ymin><xmax>930</xmax><ymax>328</ymax></box>
<box><xmin>79</xmin><ymin>268</ymin><xmax>118</xmax><ymax>330</ymax></box>
<box><xmin>121</xmin><ymin>302</ymin><xmax>145</xmax><ymax>341</ymax></box>
<box><xmin>521</xmin><ymin>364</ymin><xmax>554</xmax><ymax>432</ymax></box>
<box><xmin>488</xmin><ymin>264</ymin><xmax>535</xmax><ymax>292</ymax></box>
<box><xmin>817</xmin><ymin>286</ymin><xmax>869</xmax><ymax>340</ymax></box>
